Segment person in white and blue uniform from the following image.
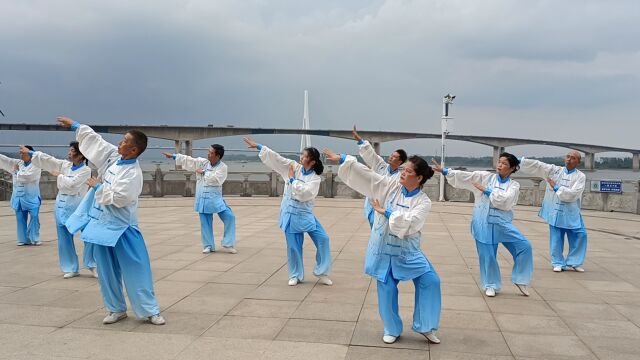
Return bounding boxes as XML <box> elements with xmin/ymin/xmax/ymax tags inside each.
<box><xmin>25</xmin><ymin>142</ymin><xmax>97</xmax><ymax>278</ymax></box>
<box><xmin>162</xmin><ymin>145</ymin><xmax>237</xmax><ymax>254</ymax></box>
<box><xmin>432</xmin><ymin>153</ymin><xmax>533</xmax><ymax>298</ymax></box>
<box><xmin>243</xmin><ymin>136</ymin><xmax>333</xmax><ymax>286</ymax></box>
<box><xmin>519</xmin><ymin>151</ymin><xmax>587</xmax><ymax>272</ymax></box>
<box><xmin>0</xmin><ymin>146</ymin><xmax>42</xmax><ymax>246</ymax></box>
<box><xmin>352</xmin><ymin>126</ymin><xmax>406</xmax><ymax>228</ymax></box>
<box><xmin>57</xmin><ymin>116</ymin><xmax>165</xmax><ymax>326</ymax></box>
<box><xmin>323</xmin><ymin>148</ymin><xmax>441</xmax><ymax>345</ymax></box>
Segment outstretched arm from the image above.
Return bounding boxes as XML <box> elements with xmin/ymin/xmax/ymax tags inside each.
<box><xmin>57</xmin><ymin>116</ymin><xmax>118</xmax><ymax>169</ymax></box>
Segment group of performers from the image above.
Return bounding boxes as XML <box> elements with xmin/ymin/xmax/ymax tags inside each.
<box><xmin>0</xmin><ymin>119</ymin><xmax>588</xmax><ymax>345</ymax></box>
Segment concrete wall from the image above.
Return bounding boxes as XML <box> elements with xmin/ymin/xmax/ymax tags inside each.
<box><xmin>1</xmin><ymin>169</ymin><xmax>639</xmax><ymax>215</ymax></box>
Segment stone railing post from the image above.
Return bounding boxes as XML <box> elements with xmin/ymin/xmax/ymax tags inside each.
<box><xmin>324</xmin><ymin>171</ymin><xmax>334</xmax><ymax>198</ymax></box>
<box><xmin>242</xmin><ymin>173</ymin><xmax>251</xmax><ymax>197</ymax></box>
<box><xmin>152</xmin><ymin>165</ymin><xmax>164</xmax><ymax>197</ymax></box>
<box><xmin>532</xmin><ymin>178</ymin><xmax>543</xmax><ymax>206</ymax></box>
<box><xmin>270</xmin><ymin>171</ymin><xmax>278</xmax><ymax>197</ymax></box>
<box><xmin>184</xmin><ymin>173</ymin><xmax>194</xmax><ymax>197</ymax></box>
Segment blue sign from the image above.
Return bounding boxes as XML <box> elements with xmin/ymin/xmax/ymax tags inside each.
<box><xmin>591</xmin><ymin>180</ymin><xmax>622</xmax><ymax>193</ymax></box>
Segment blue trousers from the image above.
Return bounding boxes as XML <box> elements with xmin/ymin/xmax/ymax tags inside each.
<box><xmin>56</xmin><ymin>222</ymin><xmax>96</xmax><ymax>273</ymax></box>
<box><xmin>377</xmin><ymin>265</ymin><xmax>441</xmax><ymax>337</ymax></box>
<box><xmin>93</xmin><ymin>227</ymin><xmax>160</xmax><ymax>318</ymax></box>
<box><xmin>284</xmin><ymin>218</ymin><xmax>332</xmax><ymax>281</ymax></box>
<box><xmin>476</xmin><ymin>239</ymin><xmax>533</xmax><ymax>291</ymax></box>
<box><xmin>549</xmin><ymin>225</ymin><xmax>588</xmax><ymax>268</ymax></box>
<box><xmin>199</xmin><ymin>206</ymin><xmax>236</xmax><ymax>251</ymax></box>
<box><xmin>15</xmin><ymin>205</ymin><xmax>40</xmax><ymax>244</ymax></box>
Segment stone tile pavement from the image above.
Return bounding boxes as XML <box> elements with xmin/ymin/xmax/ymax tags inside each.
<box><xmin>1</xmin><ymin>197</ymin><xmax>639</xmax><ymax>359</ymax></box>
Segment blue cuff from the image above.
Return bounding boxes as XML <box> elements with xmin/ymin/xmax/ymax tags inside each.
<box><xmin>172</xmin><ymin>154</ymin><xmax>176</xmax><ymax>160</ymax></box>
<box><xmin>339</xmin><ymin>153</ymin><xmax>346</xmax><ymax>165</ymax></box>
<box><xmin>28</xmin><ymin>150</ymin><xmax>34</xmax><ymax>157</ymax></box>
<box><xmin>442</xmin><ymin>168</ymin><xmax>449</xmax><ymax>176</ymax></box>
<box><xmin>357</xmin><ymin>139</ymin><xmax>364</xmax><ymax>145</ymax></box>
<box><xmin>553</xmin><ymin>185</ymin><xmax>560</xmax><ymax>192</ymax></box>
<box><xmin>94</xmin><ymin>183</ymin><xmax>102</xmax><ymax>190</ymax></box>
<box><xmin>256</xmin><ymin>144</ymin><xmax>263</xmax><ymax>151</ymax></box>
<box><xmin>519</xmin><ymin>156</ymin><xmax>525</xmax><ymax>163</ymax></box>
<box><xmin>483</xmin><ymin>188</ymin><xmax>493</xmax><ymax>196</ymax></box>
<box><xmin>384</xmin><ymin>208</ymin><xmax>392</xmax><ymax>219</ymax></box>
<box><xmin>289</xmin><ymin>178</ymin><xmax>295</xmax><ymax>184</ymax></box>
<box><xmin>70</xmin><ymin>121</ymin><xmax>80</xmax><ymax>130</ymax></box>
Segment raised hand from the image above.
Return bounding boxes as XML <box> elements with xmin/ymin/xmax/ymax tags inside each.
<box><xmin>322</xmin><ymin>148</ymin><xmax>341</xmax><ymax>163</ymax></box>
<box><xmin>87</xmin><ymin>177</ymin><xmax>102</xmax><ymax>189</ymax></box>
<box><xmin>57</xmin><ymin>116</ymin><xmax>74</xmax><ymax>128</ymax></box>
<box><xmin>352</xmin><ymin>125</ymin><xmax>362</xmax><ymax>142</ymax></box>
<box><xmin>370</xmin><ymin>199</ymin><xmax>385</xmax><ymax>214</ymax></box>
<box><xmin>161</xmin><ymin>152</ymin><xmax>173</xmax><ymax>159</ymax></box>
<box><xmin>546</xmin><ymin>177</ymin><xmax>556</xmax><ymax>189</ymax></box>
<box><xmin>472</xmin><ymin>182</ymin><xmax>485</xmax><ymax>192</ymax></box>
<box><xmin>288</xmin><ymin>164</ymin><xmax>295</xmax><ymax>179</ymax></box>
<box><xmin>243</xmin><ymin>137</ymin><xmax>258</xmax><ymax>149</ymax></box>
<box><xmin>431</xmin><ymin>159</ymin><xmax>443</xmax><ymax>173</ymax></box>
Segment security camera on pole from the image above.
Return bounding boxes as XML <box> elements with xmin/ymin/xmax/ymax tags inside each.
<box><xmin>439</xmin><ymin>94</ymin><xmax>455</xmax><ymax>201</ymax></box>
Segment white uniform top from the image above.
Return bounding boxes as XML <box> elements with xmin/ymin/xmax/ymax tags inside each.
<box><xmin>519</xmin><ymin>158</ymin><xmax>586</xmax><ymax>229</ymax></box>
<box><xmin>0</xmin><ymin>153</ymin><xmax>42</xmax><ymax>210</ymax></box>
<box><xmin>175</xmin><ymin>153</ymin><xmax>228</xmax><ymax>214</ymax></box>
<box><xmin>258</xmin><ymin>145</ymin><xmax>320</xmax><ymax>203</ymax></box>
<box><xmin>339</xmin><ymin>155</ymin><xmax>429</xmax><ymax>239</ymax></box>
<box><xmin>30</xmin><ymin>152</ymin><xmax>91</xmax><ymax>197</ymax></box>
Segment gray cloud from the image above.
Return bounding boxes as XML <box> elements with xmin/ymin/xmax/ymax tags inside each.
<box><xmin>1</xmin><ymin>0</ymin><xmax>638</xmax><ymax>157</ymax></box>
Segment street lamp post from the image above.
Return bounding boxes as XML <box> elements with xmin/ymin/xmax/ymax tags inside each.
<box><xmin>439</xmin><ymin>94</ymin><xmax>455</xmax><ymax>202</ymax></box>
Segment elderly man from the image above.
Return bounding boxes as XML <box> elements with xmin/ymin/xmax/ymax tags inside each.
<box><xmin>57</xmin><ymin>116</ymin><xmax>165</xmax><ymax>325</ymax></box>
<box><xmin>520</xmin><ymin>151</ymin><xmax>587</xmax><ymax>272</ymax></box>
<box><xmin>352</xmin><ymin>126</ymin><xmax>407</xmax><ymax>228</ymax></box>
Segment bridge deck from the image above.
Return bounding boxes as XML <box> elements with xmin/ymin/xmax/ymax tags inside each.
<box><xmin>1</xmin><ymin>198</ymin><xmax>639</xmax><ymax>359</ymax></box>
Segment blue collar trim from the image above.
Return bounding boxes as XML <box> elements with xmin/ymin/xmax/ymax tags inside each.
<box><xmin>388</xmin><ymin>166</ymin><xmax>399</xmax><ymax>175</ymax></box>
<box><xmin>116</xmin><ymin>158</ymin><xmax>137</xmax><ymax>166</ymax></box>
<box><xmin>22</xmin><ymin>161</ymin><xmax>31</xmax><ymax>167</ymax></box>
<box><xmin>402</xmin><ymin>187</ymin><xmax>421</xmax><ymax>197</ymax></box>
<box><xmin>301</xmin><ymin>167</ymin><xmax>314</xmax><ymax>176</ymax></box>
<box><xmin>564</xmin><ymin>167</ymin><xmax>576</xmax><ymax>174</ymax></box>
<box><xmin>496</xmin><ymin>174</ymin><xmax>510</xmax><ymax>183</ymax></box>
<box><xmin>71</xmin><ymin>163</ymin><xmax>85</xmax><ymax>171</ymax></box>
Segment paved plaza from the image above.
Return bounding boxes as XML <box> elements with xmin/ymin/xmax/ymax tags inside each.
<box><xmin>1</xmin><ymin>197</ymin><xmax>639</xmax><ymax>360</ymax></box>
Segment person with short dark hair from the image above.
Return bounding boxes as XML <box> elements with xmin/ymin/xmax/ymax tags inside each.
<box><xmin>56</xmin><ymin>116</ymin><xmax>165</xmax><ymax>326</ymax></box>
<box><xmin>323</xmin><ymin>148</ymin><xmax>441</xmax><ymax>345</ymax></box>
<box><xmin>352</xmin><ymin>126</ymin><xmax>406</xmax><ymax>228</ymax></box>
<box><xmin>432</xmin><ymin>152</ymin><xmax>534</xmax><ymax>298</ymax></box>
<box><xmin>162</xmin><ymin>144</ymin><xmax>237</xmax><ymax>254</ymax></box>
<box><xmin>243</xmin><ymin>136</ymin><xmax>332</xmax><ymax>286</ymax></box>
<box><xmin>0</xmin><ymin>146</ymin><xmax>42</xmax><ymax>245</ymax></box>
<box><xmin>519</xmin><ymin>151</ymin><xmax>587</xmax><ymax>272</ymax></box>
<box><xmin>24</xmin><ymin>142</ymin><xmax>96</xmax><ymax>278</ymax></box>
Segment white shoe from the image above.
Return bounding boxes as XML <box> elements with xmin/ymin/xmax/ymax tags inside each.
<box><xmin>33</xmin><ymin>241</ymin><xmax>42</xmax><ymax>246</ymax></box>
<box><xmin>63</xmin><ymin>272</ymin><xmax>79</xmax><ymax>279</ymax></box>
<box><xmin>553</xmin><ymin>266</ymin><xmax>563</xmax><ymax>272</ymax></box>
<box><xmin>515</xmin><ymin>284</ymin><xmax>530</xmax><ymax>296</ymax></box>
<box><xmin>571</xmin><ymin>266</ymin><xmax>585</xmax><ymax>272</ymax></box>
<box><xmin>382</xmin><ymin>335</ymin><xmax>397</xmax><ymax>344</ymax></box>
<box><xmin>318</xmin><ymin>276</ymin><xmax>333</xmax><ymax>286</ymax></box>
<box><xmin>202</xmin><ymin>247</ymin><xmax>212</xmax><ymax>254</ymax></box>
<box><xmin>288</xmin><ymin>278</ymin><xmax>299</xmax><ymax>286</ymax></box>
<box><xmin>224</xmin><ymin>247</ymin><xmax>238</xmax><ymax>254</ymax></box>
<box><xmin>421</xmin><ymin>331</ymin><xmax>441</xmax><ymax>344</ymax></box>
<box><xmin>149</xmin><ymin>314</ymin><xmax>166</xmax><ymax>325</ymax></box>
<box><xmin>16</xmin><ymin>243</ymin><xmax>26</xmax><ymax>246</ymax></box>
<box><xmin>103</xmin><ymin>312</ymin><xmax>127</xmax><ymax>324</ymax></box>
<box><xmin>485</xmin><ymin>288</ymin><xmax>496</xmax><ymax>297</ymax></box>
<box><xmin>89</xmin><ymin>268</ymin><xmax>99</xmax><ymax>278</ymax></box>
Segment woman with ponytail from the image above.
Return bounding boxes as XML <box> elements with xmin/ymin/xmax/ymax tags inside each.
<box><xmin>22</xmin><ymin>141</ymin><xmax>97</xmax><ymax>279</ymax></box>
<box><xmin>243</xmin><ymin>137</ymin><xmax>332</xmax><ymax>286</ymax></box>
<box><xmin>432</xmin><ymin>152</ymin><xmax>533</xmax><ymax>298</ymax></box>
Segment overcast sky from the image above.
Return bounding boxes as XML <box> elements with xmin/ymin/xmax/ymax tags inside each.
<box><xmin>0</xmin><ymin>0</ymin><xmax>638</xmax><ymax>158</ymax></box>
